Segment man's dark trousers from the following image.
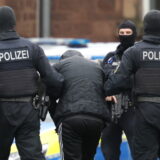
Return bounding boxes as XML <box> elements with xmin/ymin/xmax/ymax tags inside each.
<box><xmin>101</xmin><ymin>107</ymin><xmax>135</xmax><ymax>160</ymax></box>
<box><xmin>133</xmin><ymin>102</ymin><xmax>160</xmax><ymax>160</ymax></box>
<box><xmin>0</xmin><ymin>101</ymin><xmax>45</xmax><ymax>160</ymax></box>
<box><xmin>58</xmin><ymin>115</ymin><xmax>104</xmax><ymax>160</ymax></box>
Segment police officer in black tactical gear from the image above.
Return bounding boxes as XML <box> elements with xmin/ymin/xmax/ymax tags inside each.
<box><xmin>49</xmin><ymin>50</ymin><xmax>110</xmax><ymax>160</ymax></box>
<box><xmin>101</xmin><ymin>20</ymin><xmax>136</xmax><ymax>160</ymax></box>
<box><xmin>0</xmin><ymin>6</ymin><xmax>64</xmax><ymax>160</ymax></box>
<box><xmin>104</xmin><ymin>10</ymin><xmax>160</xmax><ymax>160</ymax></box>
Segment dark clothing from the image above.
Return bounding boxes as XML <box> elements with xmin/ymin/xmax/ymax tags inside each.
<box><xmin>53</xmin><ymin>55</ymin><xmax>110</xmax><ymax>125</ymax></box>
<box><xmin>0</xmin><ymin>102</ymin><xmax>43</xmax><ymax>160</ymax></box>
<box><xmin>101</xmin><ymin>45</ymin><xmax>135</xmax><ymax>160</ymax></box>
<box><xmin>103</xmin><ymin>45</ymin><xmax>122</xmax><ymax>67</ymax></box>
<box><xmin>50</xmin><ymin>51</ymin><xmax>110</xmax><ymax>160</ymax></box>
<box><xmin>0</xmin><ymin>6</ymin><xmax>16</xmax><ymax>32</ymax></box>
<box><xmin>103</xmin><ymin>45</ymin><xmax>132</xmax><ymax>90</ymax></box>
<box><xmin>118</xmin><ymin>20</ymin><xmax>137</xmax><ymax>56</ymax></box>
<box><xmin>104</xmin><ymin>35</ymin><xmax>160</xmax><ymax>120</ymax></box>
<box><xmin>101</xmin><ymin>107</ymin><xmax>135</xmax><ymax>160</ymax></box>
<box><xmin>58</xmin><ymin>115</ymin><xmax>104</xmax><ymax>160</ymax></box>
<box><xmin>104</xmin><ymin>35</ymin><xmax>160</xmax><ymax>160</ymax></box>
<box><xmin>144</xmin><ymin>10</ymin><xmax>160</xmax><ymax>35</ymax></box>
<box><xmin>118</xmin><ymin>20</ymin><xmax>136</xmax><ymax>39</ymax></box>
<box><xmin>133</xmin><ymin>103</ymin><xmax>160</xmax><ymax>160</ymax></box>
<box><xmin>0</xmin><ymin>31</ymin><xmax>64</xmax><ymax>160</ymax></box>
<box><xmin>104</xmin><ymin>35</ymin><xmax>160</xmax><ymax>97</ymax></box>
<box><xmin>0</xmin><ymin>31</ymin><xmax>63</xmax><ymax>98</ymax></box>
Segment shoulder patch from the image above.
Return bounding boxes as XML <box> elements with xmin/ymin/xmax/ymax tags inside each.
<box><xmin>107</xmin><ymin>57</ymin><xmax>113</xmax><ymax>64</ymax></box>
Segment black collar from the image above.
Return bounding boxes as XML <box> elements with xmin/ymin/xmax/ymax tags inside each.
<box><xmin>143</xmin><ymin>34</ymin><xmax>160</xmax><ymax>44</ymax></box>
<box><xmin>0</xmin><ymin>31</ymin><xmax>19</xmax><ymax>41</ymax></box>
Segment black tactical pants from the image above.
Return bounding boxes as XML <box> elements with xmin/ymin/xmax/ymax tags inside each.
<box><xmin>101</xmin><ymin>107</ymin><xmax>135</xmax><ymax>160</ymax></box>
<box><xmin>133</xmin><ymin>102</ymin><xmax>160</xmax><ymax>160</ymax></box>
<box><xmin>0</xmin><ymin>101</ymin><xmax>45</xmax><ymax>160</ymax></box>
<box><xmin>58</xmin><ymin>115</ymin><xmax>104</xmax><ymax>160</ymax></box>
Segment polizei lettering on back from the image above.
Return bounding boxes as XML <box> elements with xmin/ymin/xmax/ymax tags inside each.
<box><xmin>0</xmin><ymin>48</ymin><xmax>30</xmax><ymax>62</ymax></box>
<box><xmin>142</xmin><ymin>49</ymin><xmax>160</xmax><ymax>61</ymax></box>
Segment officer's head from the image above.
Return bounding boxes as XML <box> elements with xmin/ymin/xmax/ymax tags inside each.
<box><xmin>144</xmin><ymin>10</ymin><xmax>160</xmax><ymax>35</ymax></box>
<box><xmin>60</xmin><ymin>50</ymin><xmax>83</xmax><ymax>60</ymax></box>
<box><xmin>118</xmin><ymin>20</ymin><xmax>137</xmax><ymax>47</ymax></box>
<box><xmin>0</xmin><ymin>6</ymin><xmax>16</xmax><ymax>32</ymax></box>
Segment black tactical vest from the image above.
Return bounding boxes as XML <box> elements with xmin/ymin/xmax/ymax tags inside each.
<box><xmin>0</xmin><ymin>46</ymin><xmax>38</xmax><ymax>97</ymax></box>
<box><xmin>134</xmin><ymin>48</ymin><xmax>160</xmax><ymax>96</ymax></box>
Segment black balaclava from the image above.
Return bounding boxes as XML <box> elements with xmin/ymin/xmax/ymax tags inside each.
<box><xmin>60</xmin><ymin>50</ymin><xmax>83</xmax><ymax>60</ymax></box>
<box><xmin>144</xmin><ymin>10</ymin><xmax>160</xmax><ymax>35</ymax></box>
<box><xmin>117</xmin><ymin>20</ymin><xmax>136</xmax><ymax>58</ymax></box>
<box><xmin>0</xmin><ymin>6</ymin><xmax>16</xmax><ymax>33</ymax></box>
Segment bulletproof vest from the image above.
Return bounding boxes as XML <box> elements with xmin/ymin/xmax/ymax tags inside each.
<box><xmin>0</xmin><ymin>47</ymin><xmax>38</xmax><ymax>97</ymax></box>
<box><xmin>135</xmin><ymin>48</ymin><xmax>160</xmax><ymax>96</ymax></box>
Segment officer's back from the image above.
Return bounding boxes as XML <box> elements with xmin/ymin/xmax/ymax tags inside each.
<box><xmin>0</xmin><ymin>32</ymin><xmax>63</xmax><ymax>98</ymax></box>
<box><xmin>0</xmin><ymin>6</ymin><xmax>63</xmax><ymax>160</ymax></box>
<box><xmin>104</xmin><ymin>10</ymin><xmax>160</xmax><ymax>160</ymax></box>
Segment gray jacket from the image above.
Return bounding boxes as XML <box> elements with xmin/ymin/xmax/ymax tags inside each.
<box><xmin>53</xmin><ymin>50</ymin><xmax>110</xmax><ymax>124</ymax></box>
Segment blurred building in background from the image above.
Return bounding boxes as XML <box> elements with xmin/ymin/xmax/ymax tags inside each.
<box><xmin>0</xmin><ymin>0</ymin><xmax>159</xmax><ymax>42</ymax></box>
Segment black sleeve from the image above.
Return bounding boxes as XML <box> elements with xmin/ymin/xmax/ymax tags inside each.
<box><xmin>48</xmin><ymin>62</ymin><xmax>62</xmax><ymax>126</ymax></box>
<box><xmin>48</xmin><ymin>99</ymin><xmax>57</xmax><ymax>121</ymax></box>
<box><xmin>50</xmin><ymin>62</ymin><xmax>64</xmax><ymax>99</ymax></box>
<box><xmin>32</xmin><ymin>44</ymin><xmax>64</xmax><ymax>94</ymax></box>
<box><xmin>102</xmin><ymin>52</ymin><xmax>115</xmax><ymax>80</ymax></box>
<box><xmin>104</xmin><ymin>47</ymin><xmax>137</xmax><ymax>96</ymax></box>
<box><xmin>102</xmin><ymin>52</ymin><xmax>114</xmax><ymax>67</ymax></box>
<box><xmin>103</xmin><ymin>63</ymin><xmax>114</xmax><ymax>80</ymax></box>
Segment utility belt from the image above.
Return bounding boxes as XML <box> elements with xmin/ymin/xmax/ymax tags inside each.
<box><xmin>0</xmin><ymin>95</ymin><xmax>50</xmax><ymax>121</ymax></box>
<box><xmin>0</xmin><ymin>96</ymin><xmax>32</xmax><ymax>102</ymax></box>
<box><xmin>137</xmin><ymin>96</ymin><xmax>160</xmax><ymax>103</ymax></box>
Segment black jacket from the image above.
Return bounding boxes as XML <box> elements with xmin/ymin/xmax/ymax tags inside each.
<box><xmin>103</xmin><ymin>45</ymin><xmax>133</xmax><ymax>98</ymax></box>
<box><xmin>103</xmin><ymin>51</ymin><xmax>116</xmax><ymax>80</ymax></box>
<box><xmin>52</xmin><ymin>53</ymin><xmax>110</xmax><ymax>124</ymax></box>
<box><xmin>104</xmin><ymin>35</ymin><xmax>160</xmax><ymax>129</ymax></box>
<box><xmin>0</xmin><ymin>31</ymin><xmax>64</xmax><ymax>98</ymax></box>
<box><xmin>104</xmin><ymin>35</ymin><xmax>160</xmax><ymax>97</ymax></box>
<box><xmin>0</xmin><ymin>31</ymin><xmax>64</xmax><ymax>126</ymax></box>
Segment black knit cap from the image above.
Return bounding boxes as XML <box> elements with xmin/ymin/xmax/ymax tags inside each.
<box><xmin>144</xmin><ymin>10</ymin><xmax>160</xmax><ymax>35</ymax></box>
<box><xmin>118</xmin><ymin>20</ymin><xmax>136</xmax><ymax>36</ymax></box>
<box><xmin>0</xmin><ymin>6</ymin><xmax>16</xmax><ymax>32</ymax></box>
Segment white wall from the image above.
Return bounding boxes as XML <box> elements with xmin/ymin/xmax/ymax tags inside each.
<box><xmin>142</xmin><ymin>0</ymin><xmax>150</xmax><ymax>19</ymax></box>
